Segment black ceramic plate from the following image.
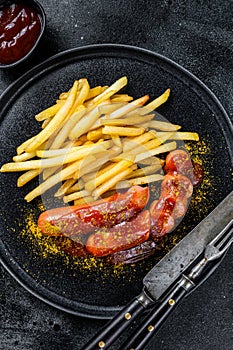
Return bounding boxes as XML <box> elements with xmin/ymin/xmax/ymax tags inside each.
<box><xmin>0</xmin><ymin>44</ymin><xmax>232</xmax><ymax>319</ymax></box>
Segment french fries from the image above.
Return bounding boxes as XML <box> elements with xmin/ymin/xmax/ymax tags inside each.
<box><xmin>0</xmin><ymin>76</ymin><xmax>200</xmax><ymax>204</ymax></box>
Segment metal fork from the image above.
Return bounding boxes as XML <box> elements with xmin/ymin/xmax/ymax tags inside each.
<box><xmin>120</xmin><ymin>219</ymin><xmax>233</xmax><ymax>350</ymax></box>
<box><xmin>187</xmin><ymin>218</ymin><xmax>233</xmax><ymax>281</ymax></box>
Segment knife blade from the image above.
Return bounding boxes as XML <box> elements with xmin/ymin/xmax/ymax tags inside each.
<box><xmin>143</xmin><ymin>190</ymin><xmax>233</xmax><ymax>300</ymax></box>
<box><xmin>81</xmin><ymin>190</ymin><xmax>233</xmax><ymax>350</ymax></box>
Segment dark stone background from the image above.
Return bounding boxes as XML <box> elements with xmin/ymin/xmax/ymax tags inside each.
<box><xmin>0</xmin><ymin>1</ymin><xmax>232</xmax><ymax>349</ymax></box>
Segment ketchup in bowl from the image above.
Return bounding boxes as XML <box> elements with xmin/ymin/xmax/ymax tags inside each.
<box><xmin>0</xmin><ymin>1</ymin><xmax>44</xmax><ymax>66</ymax></box>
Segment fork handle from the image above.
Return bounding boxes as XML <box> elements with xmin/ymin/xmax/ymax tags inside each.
<box><xmin>80</xmin><ymin>291</ymin><xmax>153</xmax><ymax>350</ymax></box>
<box><xmin>120</xmin><ymin>283</ymin><xmax>188</xmax><ymax>350</ymax></box>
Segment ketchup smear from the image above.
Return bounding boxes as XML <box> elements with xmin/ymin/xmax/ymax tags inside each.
<box><xmin>0</xmin><ymin>2</ymin><xmax>42</xmax><ymax>65</ymax></box>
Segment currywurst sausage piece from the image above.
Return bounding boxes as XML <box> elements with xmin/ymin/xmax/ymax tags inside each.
<box><xmin>38</xmin><ymin>186</ymin><xmax>149</xmax><ymax>237</ymax></box>
<box><xmin>86</xmin><ymin>210</ymin><xmax>150</xmax><ymax>257</ymax></box>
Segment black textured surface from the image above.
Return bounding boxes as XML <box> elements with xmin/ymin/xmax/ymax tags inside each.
<box><xmin>0</xmin><ymin>1</ymin><xmax>233</xmax><ymax>349</ymax></box>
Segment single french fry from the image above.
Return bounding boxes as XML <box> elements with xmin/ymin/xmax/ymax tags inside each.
<box><xmin>65</xmin><ymin>179</ymin><xmax>85</xmax><ymax>194</ymax></box>
<box><xmin>92</xmin><ymin>76</ymin><xmax>127</xmax><ymax>105</ymax></box>
<box><xmin>85</xmin><ymin>156</ymin><xmax>134</xmax><ymax>192</ymax></box>
<box><xmin>108</xmin><ymin>95</ymin><xmax>149</xmax><ymax>120</ymax></box>
<box><xmin>54</xmin><ymin>178</ymin><xmax>77</xmax><ymax>197</ymax></box>
<box><xmin>149</xmin><ymin>120</ymin><xmax>181</xmax><ymax>131</ymax></box>
<box><xmin>116</xmin><ymin>174</ymin><xmax>164</xmax><ymax>189</ymax></box>
<box><xmin>17</xmin><ymin>136</ymin><xmax>35</xmax><ymax>155</ymax></box>
<box><xmin>87</xmin><ymin>127</ymin><xmax>103</xmax><ymax>141</ymax></box>
<box><xmin>102</xmin><ymin>125</ymin><xmax>145</xmax><ymax>137</ymax></box>
<box><xmin>143</xmin><ymin>131</ymin><xmax>175</xmax><ymax>150</ymax></box>
<box><xmin>126</xmin><ymin>164</ymin><xmax>162</xmax><ymax>179</ymax></box>
<box><xmin>17</xmin><ymin>169</ymin><xmax>41</xmax><ymax>187</ymax></box>
<box><xmin>92</xmin><ymin>167</ymin><xmax>133</xmax><ymax>199</ymax></box>
<box><xmin>140</xmin><ymin>89</ymin><xmax>170</xmax><ymax>114</ymax></box>
<box><xmin>85</xmin><ymin>86</ymin><xmax>102</xmax><ymax>100</ymax></box>
<box><xmin>13</xmin><ymin>151</ymin><xmax>36</xmax><ymax>162</ymax></box>
<box><xmin>41</xmin><ymin>117</ymin><xmax>52</xmax><ymax>129</ymax></box>
<box><xmin>59</xmin><ymin>91</ymin><xmax>69</xmax><ymax>100</ymax></box>
<box><xmin>36</xmin><ymin>145</ymin><xmax>97</xmax><ymax>158</ymax></box>
<box><xmin>84</xmin><ymin>87</ymin><xmax>109</xmax><ymax>107</ymax></box>
<box><xmin>36</xmin><ymin>141</ymin><xmax>111</xmax><ymax>158</ymax></box>
<box><xmin>88</xmin><ymin>92</ymin><xmax>114</xmax><ymax>110</ymax></box>
<box><xmin>100</xmin><ymin>114</ymin><xmax>153</xmax><ymax>126</ymax></box>
<box><xmin>68</xmin><ymin>78</ymin><xmax>90</xmax><ymax>118</ymax></box>
<box><xmin>24</xmin><ymin>159</ymin><xmax>82</xmax><ymax>202</ymax></box>
<box><xmin>135</xmin><ymin>141</ymin><xmax>177</xmax><ymax>163</ymax></box>
<box><xmin>63</xmin><ymin>190</ymin><xmax>91</xmax><ymax>203</ymax></box>
<box><xmin>35</xmin><ymin>100</ymin><xmax>65</xmax><ymax>121</ymax></box>
<box><xmin>111</xmin><ymin>94</ymin><xmax>133</xmax><ymax>102</ymax></box>
<box><xmin>98</xmin><ymin>102</ymin><xmax>127</xmax><ymax>115</ymax></box>
<box><xmin>138</xmin><ymin>156</ymin><xmax>164</xmax><ymax>166</ymax></box>
<box><xmin>156</xmin><ymin>131</ymin><xmax>199</xmax><ymax>141</ymax></box>
<box><xmin>25</xmin><ymin>81</ymin><xmax>78</xmax><ymax>152</ymax></box>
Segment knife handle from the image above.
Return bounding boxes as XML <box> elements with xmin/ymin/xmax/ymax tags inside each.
<box><xmin>120</xmin><ymin>283</ymin><xmax>188</xmax><ymax>350</ymax></box>
<box><xmin>80</xmin><ymin>290</ymin><xmax>153</xmax><ymax>350</ymax></box>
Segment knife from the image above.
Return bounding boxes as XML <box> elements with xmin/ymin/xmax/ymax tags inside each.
<box><xmin>80</xmin><ymin>190</ymin><xmax>233</xmax><ymax>350</ymax></box>
<box><xmin>120</xmin><ymin>218</ymin><xmax>233</xmax><ymax>349</ymax></box>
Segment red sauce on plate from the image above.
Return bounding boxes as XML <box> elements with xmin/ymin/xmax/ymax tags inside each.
<box><xmin>0</xmin><ymin>2</ymin><xmax>42</xmax><ymax>65</ymax></box>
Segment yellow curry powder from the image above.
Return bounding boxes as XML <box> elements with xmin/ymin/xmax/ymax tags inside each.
<box><xmin>21</xmin><ymin>209</ymin><xmax>61</xmax><ymax>258</ymax></box>
<box><xmin>21</xmin><ymin>203</ymin><xmax>130</xmax><ymax>277</ymax></box>
<box><xmin>185</xmin><ymin>138</ymin><xmax>214</xmax><ymax>207</ymax></box>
